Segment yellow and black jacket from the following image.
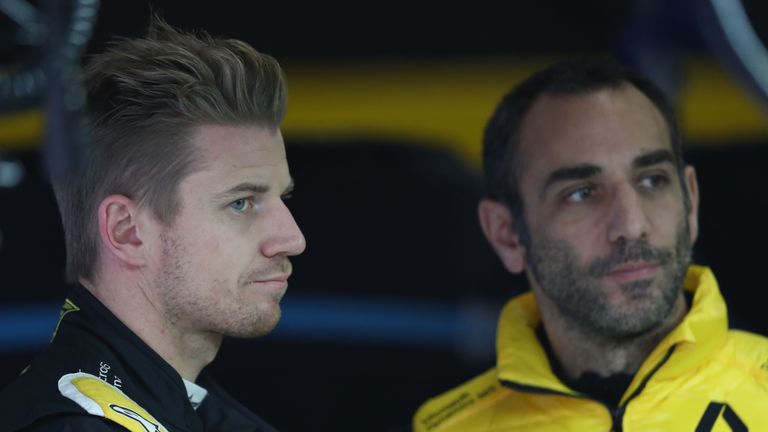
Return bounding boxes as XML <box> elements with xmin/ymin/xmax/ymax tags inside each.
<box><xmin>414</xmin><ymin>266</ymin><xmax>768</xmax><ymax>431</ymax></box>
<box><xmin>0</xmin><ymin>284</ymin><xmax>277</xmax><ymax>431</ymax></box>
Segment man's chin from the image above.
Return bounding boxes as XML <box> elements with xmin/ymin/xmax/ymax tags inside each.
<box><xmin>590</xmin><ymin>281</ymin><xmax>652</xmax><ymax>315</ymax></box>
<box><xmin>606</xmin><ymin>299</ymin><xmax>680</xmax><ymax>336</ymax></box>
<box><xmin>227</xmin><ymin>308</ymin><xmax>282</xmax><ymax>338</ymax></box>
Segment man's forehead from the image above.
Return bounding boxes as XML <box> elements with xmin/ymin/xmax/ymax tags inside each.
<box><xmin>517</xmin><ymin>85</ymin><xmax>672</xmax><ymax>178</ymax></box>
<box><xmin>190</xmin><ymin>123</ymin><xmax>284</xmax><ymax>157</ymax></box>
<box><xmin>179</xmin><ymin>125</ymin><xmax>290</xmax><ymax>191</ymax></box>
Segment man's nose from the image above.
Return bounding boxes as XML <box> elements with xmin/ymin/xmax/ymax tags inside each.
<box><xmin>260</xmin><ymin>199</ymin><xmax>306</xmax><ymax>258</ymax></box>
<box><xmin>606</xmin><ymin>184</ymin><xmax>649</xmax><ymax>244</ymax></box>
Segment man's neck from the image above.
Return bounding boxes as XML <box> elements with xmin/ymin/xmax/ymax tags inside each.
<box><xmin>537</xmin><ymin>293</ymin><xmax>688</xmax><ymax>381</ymax></box>
<box><xmin>536</xmin><ymin>326</ymin><xmax>633</xmax><ymax>406</ymax></box>
<box><xmin>82</xmin><ymin>275</ymin><xmax>221</xmax><ymax>382</ymax></box>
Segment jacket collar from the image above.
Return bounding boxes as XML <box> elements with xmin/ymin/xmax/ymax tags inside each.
<box><xmin>63</xmin><ymin>284</ymin><xmax>201</xmax><ymax>430</ymax></box>
<box><xmin>496</xmin><ymin>265</ymin><xmax>729</xmax><ymax>399</ymax></box>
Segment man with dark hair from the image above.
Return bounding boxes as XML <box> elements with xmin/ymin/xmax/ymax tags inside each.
<box><xmin>0</xmin><ymin>19</ymin><xmax>305</xmax><ymax>431</ymax></box>
<box><xmin>413</xmin><ymin>59</ymin><xmax>768</xmax><ymax>431</ymax></box>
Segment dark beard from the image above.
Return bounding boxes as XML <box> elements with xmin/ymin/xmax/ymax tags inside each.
<box><xmin>527</xmin><ymin>220</ymin><xmax>692</xmax><ymax>342</ymax></box>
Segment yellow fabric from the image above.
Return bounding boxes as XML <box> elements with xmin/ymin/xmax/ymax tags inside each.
<box><xmin>413</xmin><ymin>266</ymin><xmax>768</xmax><ymax>431</ymax></box>
<box><xmin>58</xmin><ymin>373</ymin><xmax>168</xmax><ymax>432</ymax></box>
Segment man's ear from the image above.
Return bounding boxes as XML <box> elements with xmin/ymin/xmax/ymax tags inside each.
<box><xmin>683</xmin><ymin>165</ymin><xmax>700</xmax><ymax>244</ymax></box>
<box><xmin>97</xmin><ymin>195</ymin><xmax>147</xmax><ymax>268</ymax></box>
<box><xmin>478</xmin><ymin>199</ymin><xmax>527</xmax><ymax>274</ymax></box>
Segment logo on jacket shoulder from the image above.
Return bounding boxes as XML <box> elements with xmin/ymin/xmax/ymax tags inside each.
<box><xmin>51</xmin><ymin>298</ymin><xmax>80</xmax><ymax>341</ymax></box>
<box><xmin>695</xmin><ymin>402</ymin><xmax>747</xmax><ymax>432</ymax></box>
<box><xmin>110</xmin><ymin>404</ymin><xmax>161</xmax><ymax>432</ymax></box>
<box><xmin>58</xmin><ymin>372</ymin><xmax>168</xmax><ymax>432</ymax></box>
<box><xmin>418</xmin><ymin>384</ymin><xmax>499</xmax><ymax>431</ymax></box>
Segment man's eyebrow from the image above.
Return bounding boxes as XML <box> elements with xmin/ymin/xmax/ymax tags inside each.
<box><xmin>214</xmin><ymin>182</ymin><xmax>269</xmax><ymax>200</ymax></box>
<box><xmin>633</xmin><ymin>149</ymin><xmax>674</xmax><ymax>169</ymax></box>
<box><xmin>543</xmin><ymin>164</ymin><xmax>602</xmax><ymax>194</ymax></box>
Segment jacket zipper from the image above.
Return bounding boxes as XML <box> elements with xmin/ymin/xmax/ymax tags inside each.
<box><xmin>609</xmin><ymin>345</ymin><xmax>677</xmax><ymax>432</ymax></box>
<box><xmin>501</xmin><ymin>345</ymin><xmax>677</xmax><ymax>432</ymax></box>
<box><xmin>610</xmin><ymin>405</ymin><xmax>625</xmax><ymax>432</ymax></box>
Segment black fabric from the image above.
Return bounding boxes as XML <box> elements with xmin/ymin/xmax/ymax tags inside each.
<box><xmin>0</xmin><ymin>284</ymin><xmax>277</xmax><ymax>431</ymax></box>
<box><xmin>565</xmin><ymin>370</ymin><xmax>633</xmax><ymax>408</ymax></box>
<box><xmin>536</xmin><ymin>326</ymin><xmax>632</xmax><ymax>407</ymax></box>
<box><xmin>23</xmin><ymin>414</ymin><xmax>127</xmax><ymax>431</ymax></box>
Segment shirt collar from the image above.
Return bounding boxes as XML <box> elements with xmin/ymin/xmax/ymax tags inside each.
<box><xmin>182</xmin><ymin>379</ymin><xmax>208</xmax><ymax>410</ymax></box>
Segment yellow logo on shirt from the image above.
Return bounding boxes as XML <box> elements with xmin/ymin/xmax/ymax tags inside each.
<box><xmin>58</xmin><ymin>372</ymin><xmax>168</xmax><ymax>432</ymax></box>
<box><xmin>51</xmin><ymin>298</ymin><xmax>80</xmax><ymax>341</ymax></box>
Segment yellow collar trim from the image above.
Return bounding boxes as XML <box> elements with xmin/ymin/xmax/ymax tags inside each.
<box><xmin>495</xmin><ymin>265</ymin><xmax>728</xmax><ymax>399</ymax></box>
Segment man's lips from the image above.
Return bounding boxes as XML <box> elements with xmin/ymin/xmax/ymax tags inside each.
<box><xmin>605</xmin><ymin>262</ymin><xmax>658</xmax><ymax>283</ymax></box>
<box><xmin>247</xmin><ymin>274</ymin><xmax>291</xmax><ymax>289</ymax></box>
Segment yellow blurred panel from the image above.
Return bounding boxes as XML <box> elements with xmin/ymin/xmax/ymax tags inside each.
<box><xmin>0</xmin><ymin>109</ymin><xmax>43</xmax><ymax>151</ymax></box>
<box><xmin>2</xmin><ymin>57</ymin><xmax>768</xmax><ymax>162</ymax></box>
<box><xmin>283</xmin><ymin>57</ymin><xmax>768</xmax><ymax>165</ymax></box>
<box><xmin>282</xmin><ymin>58</ymin><xmax>547</xmax><ymax>166</ymax></box>
<box><xmin>681</xmin><ymin>58</ymin><xmax>768</xmax><ymax>145</ymax></box>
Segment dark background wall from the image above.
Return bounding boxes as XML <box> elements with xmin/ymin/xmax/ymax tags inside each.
<box><xmin>1</xmin><ymin>1</ymin><xmax>768</xmax><ymax>430</ymax></box>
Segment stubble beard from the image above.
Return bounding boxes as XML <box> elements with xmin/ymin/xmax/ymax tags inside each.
<box><xmin>156</xmin><ymin>230</ymin><xmax>280</xmax><ymax>339</ymax></box>
<box><xmin>526</xmin><ymin>219</ymin><xmax>692</xmax><ymax>342</ymax></box>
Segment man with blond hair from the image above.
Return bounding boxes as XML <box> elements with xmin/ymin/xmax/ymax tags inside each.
<box><xmin>0</xmin><ymin>19</ymin><xmax>305</xmax><ymax>431</ymax></box>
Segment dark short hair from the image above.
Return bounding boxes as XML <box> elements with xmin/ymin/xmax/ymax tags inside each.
<box><xmin>482</xmin><ymin>58</ymin><xmax>687</xmax><ymax>232</ymax></box>
<box><xmin>54</xmin><ymin>17</ymin><xmax>288</xmax><ymax>282</ymax></box>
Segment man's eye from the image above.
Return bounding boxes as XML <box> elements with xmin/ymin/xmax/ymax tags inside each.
<box><xmin>639</xmin><ymin>174</ymin><xmax>669</xmax><ymax>190</ymax></box>
<box><xmin>565</xmin><ymin>186</ymin><xmax>593</xmax><ymax>203</ymax></box>
<box><xmin>229</xmin><ymin>198</ymin><xmax>252</xmax><ymax>213</ymax></box>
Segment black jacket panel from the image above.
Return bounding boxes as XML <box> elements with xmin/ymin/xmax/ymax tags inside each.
<box><xmin>0</xmin><ymin>285</ymin><xmax>277</xmax><ymax>432</ymax></box>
